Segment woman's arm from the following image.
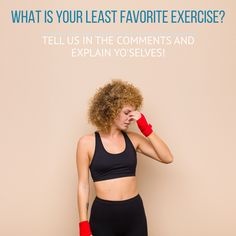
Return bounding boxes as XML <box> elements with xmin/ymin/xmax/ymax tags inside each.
<box><xmin>76</xmin><ymin>135</ymin><xmax>91</xmax><ymax>221</ymax></box>
<box><xmin>128</xmin><ymin>111</ymin><xmax>174</xmax><ymax>164</ymax></box>
<box><xmin>136</xmin><ymin>131</ymin><xmax>174</xmax><ymax>164</ymax></box>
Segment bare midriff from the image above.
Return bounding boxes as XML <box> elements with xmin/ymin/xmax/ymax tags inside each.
<box><xmin>94</xmin><ymin>176</ymin><xmax>139</xmax><ymax>201</ymax></box>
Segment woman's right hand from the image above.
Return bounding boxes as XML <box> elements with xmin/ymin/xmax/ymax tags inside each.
<box><xmin>79</xmin><ymin>220</ymin><xmax>92</xmax><ymax>236</ymax></box>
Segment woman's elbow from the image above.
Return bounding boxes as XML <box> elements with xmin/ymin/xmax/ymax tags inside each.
<box><xmin>164</xmin><ymin>154</ymin><xmax>174</xmax><ymax>164</ymax></box>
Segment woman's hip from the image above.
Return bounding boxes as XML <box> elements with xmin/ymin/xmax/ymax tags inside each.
<box><xmin>89</xmin><ymin>193</ymin><xmax>146</xmax><ymax>220</ymax></box>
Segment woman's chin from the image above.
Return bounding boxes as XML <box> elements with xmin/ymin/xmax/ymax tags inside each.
<box><xmin>123</xmin><ymin>125</ymin><xmax>129</xmax><ymax>130</ymax></box>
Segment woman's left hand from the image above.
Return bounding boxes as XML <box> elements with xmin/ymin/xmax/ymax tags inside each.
<box><xmin>128</xmin><ymin>111</ymin><xmax>142</xmax><ymax>122</ymax></box>
<box><xmin>129</xmin><ymin>111</ymin><xmax>154</xmax><ymax>137</ymax></box>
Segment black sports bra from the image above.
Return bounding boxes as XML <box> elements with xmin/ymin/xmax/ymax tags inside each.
<box><xmin>89</xmin><ymin>131</ymin><xmax>137</xmax><ymax>182</ymax></box>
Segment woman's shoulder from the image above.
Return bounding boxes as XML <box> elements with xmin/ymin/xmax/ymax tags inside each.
<box><xmin>77</xmin><ymin>132</ymin><xmax>96</xmax><ymax>144</ymax></box>
<box><xmin>125</xmin><ymin>130</ymin><xmax>144</xmax><ymax>149</ymax></box>
<box><xmin>76</xmin><ymin>132</ymin><xmax>96</xmax><ymax>156</ymax></box>
<box><xmin>125</xmin><ymin>130</ymin><xmax>143</xmax><ymax>139</ymax></box>
<box><xmin>125</xmin><ymin>130</ymin><xmax>147</xmax><ymax>145</ymax></box>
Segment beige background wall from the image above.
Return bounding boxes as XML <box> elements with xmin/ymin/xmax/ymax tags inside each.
<box><xmin>1</xmin><ymin>1</ymin><xmax>235</xmax><ymax>236</ymax></box>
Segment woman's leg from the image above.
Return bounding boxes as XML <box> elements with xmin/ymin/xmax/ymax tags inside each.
<box><xmin>122</xmin><ymin>194</ymin><xmax>148</xmax><ymax>236</ymax></box>
<box><xmin>89</xmin><ymin>197</ymin><xmax>117</xmax><ymax>236</ymax></box>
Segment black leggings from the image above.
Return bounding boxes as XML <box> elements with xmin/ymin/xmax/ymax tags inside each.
<box><xmin>89</xmin><ymin>194</ymin><xmax>148</xmax><ymax>236</ymax></box>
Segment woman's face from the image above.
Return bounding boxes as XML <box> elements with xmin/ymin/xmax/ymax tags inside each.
<box><xmin>113</xmin><ymin>105</ymin><xmax>136</xmax><ymax>130</ymax></box>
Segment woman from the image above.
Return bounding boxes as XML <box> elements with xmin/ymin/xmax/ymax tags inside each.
<box><xmin>76</xmin><ymin>79</ymin><xmax>173</xmax><ymax>236</ymax></box>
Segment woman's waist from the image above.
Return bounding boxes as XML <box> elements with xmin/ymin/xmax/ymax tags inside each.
<box><xmin>94</xmin><ymin>176</ymin><xmax>138</xmax><ymax>200</ymax></box>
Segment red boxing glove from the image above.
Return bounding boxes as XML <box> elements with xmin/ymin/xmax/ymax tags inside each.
<box><xmin>137</xmin><ymin>113</ymin><xmax>153</xmax><ymax>137</ymax></box>
<box><xmin>79</xmin><ymin>220</ymin><xmax>92</xmax><ymax>236</ymax></box>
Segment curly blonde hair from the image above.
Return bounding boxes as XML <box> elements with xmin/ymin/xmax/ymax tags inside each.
<box><xmin>88</xmin><ymin>79</ymin><xmax>143</xmax><ymax>133</ymax></box>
